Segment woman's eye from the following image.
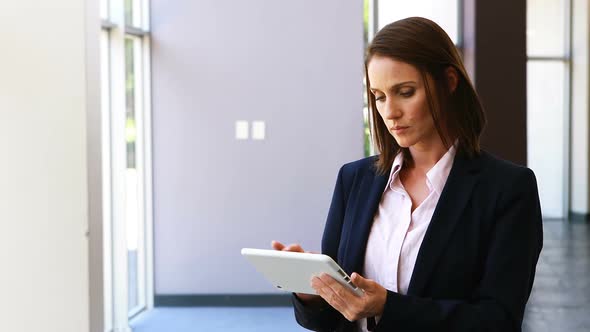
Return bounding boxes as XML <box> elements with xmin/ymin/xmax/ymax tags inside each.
<box><xmin>400</xmin><ymin>89</ymin><xmax>414</xmax><ymax>97</ymax></box>
<box><xmin>375</xmin><ymin>95</ymin><xmax>385</xmax><ymax>102</ymax></box>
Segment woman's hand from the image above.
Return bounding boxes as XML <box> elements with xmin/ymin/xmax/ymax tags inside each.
<box><xmin>271</xmin><ymin>240</ymin><xmax>323</xmax><ymax>305</ymax></box>
<box><xmin>311</xmin><ymin>272</ymin><xmax>387</xmax><ymax>322</ymax></box>
<box><xmin>271</xmin><ymin>240</ymin><xmax>306</xmax><ymax>253</ymax></box>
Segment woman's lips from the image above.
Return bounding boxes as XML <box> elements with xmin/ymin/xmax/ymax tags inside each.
<box><xmin>391</xmin><ymin>126</ymin><xmax>409</xmax><ymax>133</ymax></box>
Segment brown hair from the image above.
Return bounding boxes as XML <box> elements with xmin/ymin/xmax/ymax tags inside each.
<box><xmin>365</xmin><ymin>17</ymin><xmax>486</xmax><ymax>174</ymax></box>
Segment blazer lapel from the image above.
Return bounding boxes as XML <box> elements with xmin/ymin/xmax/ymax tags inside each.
<box><xmin>341</xmin><ymin>168</ymin><xmax>389</xmax><ymax>274</ymax></box>
<box><xmin>407</xmin><ymin>153</ymin><xmax>482</xmax><ymax>296</ymax></box>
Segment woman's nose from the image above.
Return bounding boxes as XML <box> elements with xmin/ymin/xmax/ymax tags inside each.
<box><xmin>382</xmin><ymin>102</ymin><xmax>402</xmax><ymax>120</ymax></box>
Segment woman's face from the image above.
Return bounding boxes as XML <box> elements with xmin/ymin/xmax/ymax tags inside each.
<box><xmin>367</xmin><ymin>55</ymin><xmax>440</xmax><ymax>150</ymax></box>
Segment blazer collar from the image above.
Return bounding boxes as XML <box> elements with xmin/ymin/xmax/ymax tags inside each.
<box><xmin>341</xmin><ymin>165</ymin><xmax>389</xmax><ymax>274</ymax></box>
<box><xmin>407</xmin><ymin>152</ymin><xmax>482</xmax><ymax>295</ymax></box>
<box><xmin>341</xmin><ymin>153</ymin><xmax>483</xmax><ymax>295</ymax></box>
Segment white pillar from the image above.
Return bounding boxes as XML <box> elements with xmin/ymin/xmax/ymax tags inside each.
<box><xmin>571</xmin><ymin>0</ymin><xmax>590</xmax><ymax>219</ymax></box>
<box><xmin>0</xmin><ymin>0</ymin><xmax>90</xmax><ymax>331</ymax></box>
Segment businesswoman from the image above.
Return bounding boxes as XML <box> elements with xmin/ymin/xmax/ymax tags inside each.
<box><xmin>272</xmin><ymin>17</ymin><xmax>542</xmax><ymax>332</ymax></box>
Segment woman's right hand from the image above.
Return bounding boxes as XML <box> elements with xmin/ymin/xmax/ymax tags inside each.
<box><xmin>271</xmin><ymin>240</ymin><xmax>324</xmax><ymax>305</ymax></box>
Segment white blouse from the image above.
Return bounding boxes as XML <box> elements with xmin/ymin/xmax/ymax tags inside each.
<box><xmin>358</xmin><ymin>145</ymin><xmax>456</xmax><ymax>332</ymax></box>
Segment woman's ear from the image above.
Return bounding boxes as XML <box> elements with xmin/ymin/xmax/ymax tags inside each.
<box><xmin>445</xmin><ymin>66</ymin><xmax>459</xmax><ymax>93</ymax></box>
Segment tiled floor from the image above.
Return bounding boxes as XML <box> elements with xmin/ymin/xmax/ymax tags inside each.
<box><xmin>132</xmin><ymin>221</ymin><xmax>590</xmax><ymax>332</ymax></box>
<box><xmin>522</xmin><ymin>221</ymin><xmax>590</xmax><ymax>332</ymax></box>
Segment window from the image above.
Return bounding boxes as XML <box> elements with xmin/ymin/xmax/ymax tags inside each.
<box><xmin>376</xmin><ymin>0</ymin><xmax>460</xmax><ymax>44</ymax></box>
<box><xmin>363</xmin><ymin>0</ymin><xmax>461</xmax><ymax>156</ymax></box>
<box><xmin>100</xmin><ymin>0</ymin><xmax>154</xmax><ymax>328</ymax></box>
<box><xmin>526</xmin><ymin>0</ymin><xmax>571</xmax><ymax>218</ymax></box>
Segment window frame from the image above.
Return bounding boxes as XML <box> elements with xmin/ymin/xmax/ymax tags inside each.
<box><xmin>100</xmin><ymin>0</ymin><xmax>154</xmax><ymax>327</ymax></box>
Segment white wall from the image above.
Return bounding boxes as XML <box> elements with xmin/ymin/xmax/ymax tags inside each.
<box><xmin>0</xmin><ymin>2</ymin><xmax>90</xmax><ymax>332</ymax></box>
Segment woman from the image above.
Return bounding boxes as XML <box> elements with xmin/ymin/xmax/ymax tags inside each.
<box><xmin>272</xmin><ymin>17</ymin><xmax>542</xmax><ymax>332</ymax></box>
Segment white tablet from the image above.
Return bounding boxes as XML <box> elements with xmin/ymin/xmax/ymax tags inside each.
<box><xmin>241</xmin><ymin>248</ymin><xmax>364</xmax><ymax>297</ymax></box>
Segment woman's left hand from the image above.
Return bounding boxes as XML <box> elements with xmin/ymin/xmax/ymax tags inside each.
<box><xmin>311</xmin><ymin>272</ymin><xmax>388</xmax><ymax>322</ymax></box>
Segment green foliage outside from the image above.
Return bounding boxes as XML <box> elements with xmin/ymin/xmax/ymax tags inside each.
<box><xmin>363</xmin><ymin>0</ymin><xmax>371</xmax><ymax>157</ymax></box>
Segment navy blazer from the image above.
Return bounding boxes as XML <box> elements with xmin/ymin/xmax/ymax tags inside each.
<box><xmin>292</xmin><ymin>151</ymin><xmax>543</xmax><ymax>332</ymax></box>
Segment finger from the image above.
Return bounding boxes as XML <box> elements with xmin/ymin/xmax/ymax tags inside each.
<box><xmin>312</xmin><ymin>276</ymin><xmax>361</xmax><ymax>321</ymax></box>
<box><xmin>312</xmin><ymin>276</ymin><xmax>349</xmax><ymax>315</ymax></box>
<box><xmin>350</xmin><ymin>273</ymin><xmax>388</xmax><ymax>317</ymax></box>
<box><xmin>271</xmin><ymin>240</ymin><xmax>285</xmax><ymax>250</ymax></box>
<box><xmin>311</xmin><ymin>274</ymin><xmax>326</xmax><ymax>290</ymax></box>
<box><xmin>351</xmin><ymin>272</ymin><xmax>372</xmax><ymax>291</ymax></box>
<box><xmin>320</xmin><ymin>273</ymin><xmax>356</xmax><ymax>303</ymax></box>
<box><xmin>283</xmin><ymin>243</ymin><xmax>304</xmax><ymax>252</ymax></box>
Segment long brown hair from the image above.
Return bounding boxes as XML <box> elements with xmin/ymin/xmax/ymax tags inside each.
<box><xmin>365</xmin><ymin>17</ymin><xmax>486</xmax><ymax>174</ymax></box>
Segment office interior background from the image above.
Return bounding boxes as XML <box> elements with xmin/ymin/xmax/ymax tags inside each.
<box><xmin>0</xmin><ymin>0</ymin><xmax>589</xmax><ymax>331</ymax></box>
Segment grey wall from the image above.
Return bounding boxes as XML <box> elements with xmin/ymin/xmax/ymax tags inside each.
<box><xmin>151</xmin><ymin>0</ymin><xmax>365</xmax><ymax>294</ymax></box>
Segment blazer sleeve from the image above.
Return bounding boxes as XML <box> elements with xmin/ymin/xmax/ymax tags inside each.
<box><xmin>374</xmin><ymin>168</ymin><xmax>543</xmax><ymax>332</ymax></box>
<box><xmin>292</xmin><ymin>165</ymin><xmax>349</xmax><ymax>331</ymax></box>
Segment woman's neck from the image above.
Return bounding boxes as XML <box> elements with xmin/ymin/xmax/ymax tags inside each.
<box><xmin>407</xmin><ymin>139</ymin><xmax>448</xmax><ymax>172</ymax></box>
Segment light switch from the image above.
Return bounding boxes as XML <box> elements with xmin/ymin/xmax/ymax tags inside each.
<box><xmin>235</xmin><ymin>121</ymin><xmax>249</xmax><ymax>140</ymax></box>
<box><xmin>252</xmin><ymin>121</ymin><xmax>265</xmax><ymax>140</ymax></box>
